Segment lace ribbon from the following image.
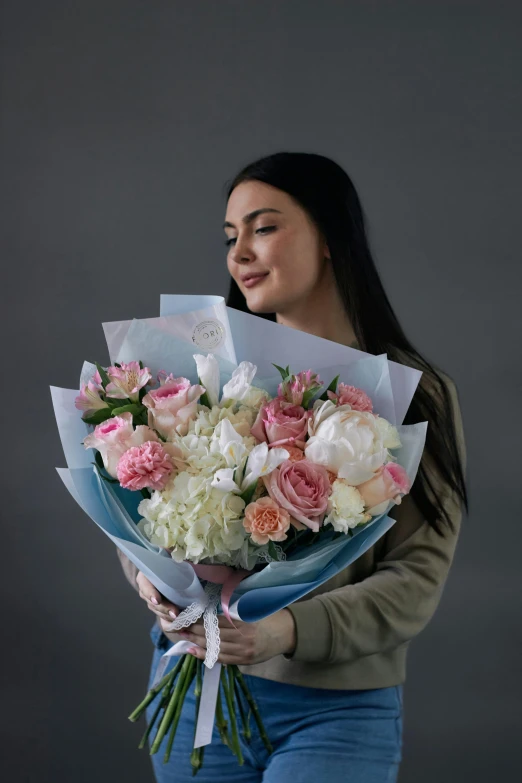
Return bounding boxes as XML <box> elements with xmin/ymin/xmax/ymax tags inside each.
<box><xmin>163</xmin><ymin>581</ymin><xmax>222</xmax><ymax>669</ymax></box>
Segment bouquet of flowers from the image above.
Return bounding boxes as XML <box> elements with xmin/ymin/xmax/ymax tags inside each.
<box><xmin>51</xmin><ymin>295</ymin><xmax>427</xmax><ymax>775</ymax></box>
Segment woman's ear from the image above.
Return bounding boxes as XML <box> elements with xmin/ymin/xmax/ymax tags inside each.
<box><xmin>324</xmin><ymin>242</ymin><xmax>331</xmax><ymax>261</ymax></box>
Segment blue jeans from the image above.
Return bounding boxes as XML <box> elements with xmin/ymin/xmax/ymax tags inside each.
<box><xmin>146</xmin><ymin>624</ymin><xmax>403</xmax><ymax>783</ymax></box>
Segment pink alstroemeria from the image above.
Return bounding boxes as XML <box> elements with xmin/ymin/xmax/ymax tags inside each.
<box><xmin>278</xmin><ymin>369</ymin><xmax>323</xmax><ymax>406</ymax></box>
<box><xmin>105</xmin><ymin>361</ymin><xmax>152</xmax><ymax>402</ymax></box>
<box><xmin>75</xmin><ymin>370</ymin><xmax>108</xmax><ymax>415</ymax></box>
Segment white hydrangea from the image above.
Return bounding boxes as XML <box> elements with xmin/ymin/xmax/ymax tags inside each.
<box><xmin>325</xmin><ymin>479</ymin><xmax>372</xmax><ymax>533</ymax></box>
<box><xmin>138</xmin><ymin>469</ymin><xmax>249</xmax><ymax>564</ymax></box>
<box><xmin>240</xmin><ymin>385</ymin><xmax>270</xmax><ymax>410</ymax></box>
<box><xmin>137</xmin><ymin>387</ymin><xmax>274</xmax><ymax>565</ymax></box>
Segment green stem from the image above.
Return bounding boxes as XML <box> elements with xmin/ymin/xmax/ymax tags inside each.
<box><xmin>234</xmin><ymin>667</ymin><xmax>274</xmax><ymax>754</ymax></box>
<box><xmin>190</xmin><ymin>659</ymin><xmax>205</xmax><ymax>776</ymax></box>
<box><xmin>137</xmin><ymin>667</ymin><xmax>178</xmax><ymax>749</ymax></box>
<box><xmin>215</xmin><ymin>684</ymin><xmax>230</xmax><ymax>747</ymax></box>
<box><xmin>163</xmin><ymin>655</ymin><xmax>197</xmax><ymax>763</ymax></box>
<box><xmin>150</xmin><ymin>655</ymin><xmax>192</xmax><ymax>754</ymax></box>
<box><xmin>233</xmin><ymin>677</ymin><xmax>251</xmax><ymax>742</ymax></box>
<box><xmin>222</xmin><ymin>666</ymin><xmax>243</xmax><ymax>765</ymax></box>
<box><xmin>128</xmin><ymin>658</ymin><xmax>184</xmax><ymax>722</ymax></box>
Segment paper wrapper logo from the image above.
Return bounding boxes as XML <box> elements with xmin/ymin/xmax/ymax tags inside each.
<box><xmin>192</xmin><ymin>319</ymin><xmax>226</xmax><ymax>350</ymax></box>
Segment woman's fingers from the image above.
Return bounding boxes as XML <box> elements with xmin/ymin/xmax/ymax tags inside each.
<box><xmin>136</xmin><ymin>571</ymin><xmax>180</xmax><ymax>618</ymax></box>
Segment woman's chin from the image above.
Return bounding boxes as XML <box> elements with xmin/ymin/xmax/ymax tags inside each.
<box><xmin>245</xmin><ymin>291</ymin><xmax>275</xmax><ymax>314</ymax></box>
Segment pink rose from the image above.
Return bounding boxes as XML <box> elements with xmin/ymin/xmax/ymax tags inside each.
<box><xmin>143</xmin><ymin>375</ymin><xmax>205</xmax><ymax>439</ymax></box>
<box><xmin>263</xmin><ymin>459</ymin><xmax>331</xmax><ymax>532</ymax></box>
<box><xmin>243</xmin><ymin>497</ymin><xmax>291</xmax><ymax>546</ymax></box>
<box><xmin>83</xmin><ymin>412</ymin><xmax>158</xmax><ymax>477</ymax></box>
<box><xmin>116</xmin><ymin>441</ymin><xmax>173</xmax><ymax>491</ymax></box>
<box><xmin>251</xmin><ymin>397</ymin><xmax>310</xmax><ymax>449</ymax></box>
<box><xmin>327</xmin><ymin>383</ymin><xmax>373</xmax><ymax>412</ymax></box>
<box><xmin>357</xmin><ymin>462</ymin><xmax>411</xmax><ymax>513</ymax></box>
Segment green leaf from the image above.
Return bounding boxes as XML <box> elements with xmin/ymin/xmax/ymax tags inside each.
<box><xmin>106</xmin><ymin>396</ymin><xmax>126</xmax><ymax>408</ymax></box>
<box><xmin>95</xmin><ymin>362</ymin><xmax>111</xmax><ymax>390</ymax></box>
<box><xmin>272</xmin><ymin>364</ymin><xmax>290</xmax><ymax>382</ymax></box>
<box><xmin>319</xmin><ymin>374</ymin><xmax>340</xmax><ymax>401</ymax></box>
<box><xmin>199</xmin><ymin>391</ymin><xmax>211</xmax><ymax>409</ymax></box>
<box><xmin>240</xmin><ymin>482</ymin><xmax>257</xmax><ymax>505</ymax></box>
<box><xmin>267</xmin><ymin>540</ymin><xmax>280</xmax><ymax>561</ymax></box>
<box><xmin>110</xmin><ymin>403</ymin><xmax>144</xmax><ymax>416</ymax></box>
<box><xmin>82</xmin><ymin>407</ymin><xmax>113</xmax><ymax>425</ymax></box>
<box><xmin>302</xmin><ymin>386</ymin><xmax>324</xmax><ymax>409</ymax></box>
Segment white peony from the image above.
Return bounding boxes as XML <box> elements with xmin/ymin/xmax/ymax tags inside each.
<box><xmin>325</xmin><ymin>480</ymin><xmax>372</xmax><ymax>533</ymax></box>
<box><xmin>305</xmin><ymin>400</ymin><xmax>389</xmax><ymax>485</ymax></box>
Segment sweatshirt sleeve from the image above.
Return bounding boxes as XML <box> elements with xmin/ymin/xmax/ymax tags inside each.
<box><xmin>286</xmin><ymin>374</ymin><xmax>467</xmax><ymax>665</ymax></box>
<box><xmin>116</xmin><ymin>548</ymin><xmax>140</xmax><ymax>593</ymax></box>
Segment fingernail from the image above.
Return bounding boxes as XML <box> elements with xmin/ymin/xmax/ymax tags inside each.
<box><xmin>169</xmin><ymin>610</ymin><xmax>177</xmax><ymax>619</ymax></box>
<box><xmin>188</xmin><ymin>647</ymin><xmax>199</xmax><ymax>656</ymax></box>
<box><xmin>150</xmin><ymin>596</ymin><xmax>158</xmax><ymax>605</ymax></box>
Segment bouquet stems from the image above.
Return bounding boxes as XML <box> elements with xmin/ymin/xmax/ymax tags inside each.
<box><xmin>130</xmin><ymin>655</ymin><xmax>273</xmax><ymax>775</ymax></box>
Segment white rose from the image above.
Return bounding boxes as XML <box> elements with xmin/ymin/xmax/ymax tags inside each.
<box><xmin>305</xmin><ymin>400</ymin><xmax>388</xmax><ymax>485</ymax></box>
<box><xmin>326</xmin><ymin>480</ymin><xmax>371</xmax><ymax>533</ymax></box>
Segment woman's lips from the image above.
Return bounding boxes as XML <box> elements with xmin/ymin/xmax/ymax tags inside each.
<box><xmin>242</xmin><ymin>273</ymin><xmax>269</xmax><ymax>289</ymax></box>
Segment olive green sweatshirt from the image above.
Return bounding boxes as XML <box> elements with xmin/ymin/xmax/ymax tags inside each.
<box><xmin>117</xmin><ymin>370</ymin><xmax>466</xmax><ymax>690</ymax></box>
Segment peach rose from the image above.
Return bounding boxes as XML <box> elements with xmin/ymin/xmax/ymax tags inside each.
<box><xmin>357</xmin><ymin>462</ymin><xmax>411</xmax><ymax>514</ymax></box>
<box><xmin>285</xmin><ymin>446</ymin><xmax>306</xmax><ymax>463</ymax></box>
<box><xmin>243</xmin><ymin>497</ymin><xmax>291</xmax><ymax>546</ymax></box>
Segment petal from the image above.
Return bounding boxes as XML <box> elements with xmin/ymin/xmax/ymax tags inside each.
<box><xmin>193</xmin><ymin>353</ymin><xmax>220</xmax><ymax>407</ymax></box>
<box><xmin>221</xmin><ymin>361</ymin><xmax>258</xmax><ymax>402</ymax></box>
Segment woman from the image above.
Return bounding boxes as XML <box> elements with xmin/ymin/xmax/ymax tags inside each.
<box><xmin>119</xmin><ymin>152</ymin><xmax>468</xmax><ymax>782</ymax></box>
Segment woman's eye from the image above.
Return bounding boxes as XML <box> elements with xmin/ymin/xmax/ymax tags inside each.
<box><xmin>224</xmin><ymin>226</ymin><xmax>276</xmax><ymax>247</ymax></box>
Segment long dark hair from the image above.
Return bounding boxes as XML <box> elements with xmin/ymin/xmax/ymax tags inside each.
<box><xmin>224</xmin><ymin>152</ymin><xmax>468</xmax><ymax>537</ymax></box>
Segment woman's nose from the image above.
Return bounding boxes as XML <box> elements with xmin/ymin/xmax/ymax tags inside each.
<box><xmin>230</xmin><ymin>235</ymin><xmax>254</xmax><ymax>264</ymax></box>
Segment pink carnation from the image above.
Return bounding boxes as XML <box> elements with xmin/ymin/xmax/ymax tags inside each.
<box><xmin>327</xmin><ymin>383</ymin><xmax>373</xmax><ymax>412</ymax></box>
<box><xmin>116</xmin><ymin>441</ymin><xmax>173</xmax><ymax>491</ymax></box>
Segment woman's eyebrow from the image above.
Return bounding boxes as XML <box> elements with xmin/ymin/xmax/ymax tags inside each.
<box><xmin>223</xmin><ymin>208</ymin><xmax>282</xmax><ymax>229</ymax></box>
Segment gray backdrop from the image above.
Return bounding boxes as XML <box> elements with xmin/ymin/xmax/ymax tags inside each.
<box><xmin>1</xmin><ymin>1</ymin><xmax>520</xmax><ymax>781</ymax></box>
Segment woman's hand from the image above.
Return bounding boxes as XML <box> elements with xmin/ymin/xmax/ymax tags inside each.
<box><xmin>136</xmin><ymin>571</ymin><xmax>181</xmax><ymax>622</ymax></box>
<box><xmin>159</xmin><ymin>609</ymin><xmax>297</xmax><ymax>666</ymax></box>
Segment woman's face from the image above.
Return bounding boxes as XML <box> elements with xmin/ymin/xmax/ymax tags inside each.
<box><xmin>224</xmin><ymin>180</ymin><xmax>328</xmax><ymax>314</ymax></box>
